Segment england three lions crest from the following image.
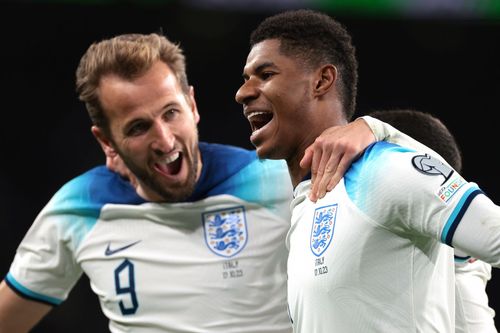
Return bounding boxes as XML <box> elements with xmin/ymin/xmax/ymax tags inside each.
<box><xmin>310</xmin><ymin>204</ymin><xmax>338</xmax><ymax>257</ymax></box>
<box><xmin>203</xmin><ymin>206</ymin><xmax>248</xmax><ymax>258</ymax></box>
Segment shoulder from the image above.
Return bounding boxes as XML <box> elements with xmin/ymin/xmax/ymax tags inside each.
<box><xmin>199</xmin><ymin>141</ymin><xmax>286</xmax><ymax>173</ymax></box>
<box><xmin>49</xmin><ymin>166</ymin><xmax>144</xmax><ymax>213</ymax></box>
<box><xmin>343</xmin><ymin>142</ymin><xmax>441</xmax><ymax>217</ymax></box>
<box><xmin>199</xmin><ymin>142</ymin><xmax>256</xmax><ymax>162</ymax></box>
<box><xmin>345</xmin><ymin>142</ymin><xmax>416</xmax><ymax>188</ymax></box>
<box><xmin>194</xmin><ymin>142</ymin><xmax>290</xmax><ymax>204</ymax></box>
<box><xmin>357</xmin><ymin>141</ymin><xmax>415</xmax><ymax>165</ymax></box>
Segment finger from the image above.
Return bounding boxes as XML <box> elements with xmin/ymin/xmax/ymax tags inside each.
<box><xmin>310</xmin><ymin>142</ymin><xmax>330</xmax><ymax>193</ymax></box>
<box><xmin>323</xmin><ymin>149</ymin><xmax>359</xmax><ymax>195</ymax></box>
<box><xmin>300</xmin><ymin>145</ymin><xmax>314</xmax><ymax>169</ymax></box>
<box><xmin>307</xmin><ymin>146</ymin><xmax>322</xmax><ymax>202</ymax></box>
<box><xmin>322</xmin><ymin>163</ymin><xmax>347</xmax><ymax>198</ymax></box>
<box><xmin>315</xmin><ymin>153</ymin><xmax>341</xmax><ymax>199</ymax></box>
<box><xmin>309</xmin><ymin>143</ymin><xmax>324</xmax><ymax>188</ymax></box>
<box><xmin>106</xmin><ymin>156</ymin><xmax>114</xmax><ymax>170</ymax></box>
<box><xmin>309</xmin><ymin>190</ymin><xmax>318</xmax><ymax>203</ymax></box>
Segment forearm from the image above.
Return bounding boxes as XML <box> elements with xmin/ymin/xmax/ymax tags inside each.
<box><xmin>0</xmin><ymin>280</ymin><xmax>52</xmax><ymax>333</ymax></box>
<box><xmin>360</xmin><ymin>115</ymin><xmax>447</xmax><ymax>162</ymax></box>
<box><xmin>452</xmin><ymin>195</ymin><xmax>500</xmax><ymax>268</ymax></box>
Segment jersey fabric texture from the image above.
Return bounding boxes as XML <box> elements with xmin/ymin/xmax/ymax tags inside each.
<box><xmin>287</xmin><ymin>141</ymin><xmax>483</xmax><ymax>333</ymax></box>
<box><xmin>6</xmin><ymin>142</ymin><xmax>293</xmax><ymax>333</ymax></box>
<box><xmin>455</xmin><ymin>259</ymin><xmax>497</xmax><ymax>333</ymax></box>
<box><xmin>364</xmin><ymin>115</ymin><xmax>498</xmax><ymax>332</ymax></box>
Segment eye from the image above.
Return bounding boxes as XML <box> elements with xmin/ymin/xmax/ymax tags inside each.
<box><xmin>125</xmin><ymin>121</ymin><xmax>150</xmax><ymax>137</ymax></box>
<box><xmin>261</xmin><ymin>71</ymin><xmax>275</xmax><ymax>80</ymax></box>
<box><xmin>163</xmin><ymin>109</ymin><xmax>179</xmax><ymax>121</ymax></box>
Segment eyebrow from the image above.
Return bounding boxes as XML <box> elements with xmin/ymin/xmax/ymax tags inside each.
<box><xmin>242</xmin><ymin>61</ymin><xmax>276</xmax><ymax>79</ymax></box>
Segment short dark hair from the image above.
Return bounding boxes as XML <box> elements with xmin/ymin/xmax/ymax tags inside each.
<box><xmin>369</xmin><ymin>109</ymin><xmax>463</xmax><ymax>172</ymax></box>
<box><xmin>249</xmin><ymin>9</ymin><xmax>358</xmax><ymax>121</ymax></box>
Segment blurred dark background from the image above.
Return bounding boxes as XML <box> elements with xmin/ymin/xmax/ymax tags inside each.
<box><xmin>0</xmin><ymin>0</ymin><xmax>498</xmax><ymax>331</ymax></box>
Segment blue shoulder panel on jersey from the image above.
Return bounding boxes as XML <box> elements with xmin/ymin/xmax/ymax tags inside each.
<box><xmin>52</xmin><ymin>166</ymin><xmax>146</xmax><ymax>216</ymax></box>
<box><xmin>5</xmin><ymin>272</ymin><xmax>63</xmax><ymax>306</ymax></box>
<box><xmin>344</xmin><ymin>141</ymin><xmax>414</xmax><ymax>200</ymax></box>
<box><xmin>188</xmin><ymin>142</ymin><xmax>257</xmax><ymax>201</ymax></box>
<box><xmin>187</xmin><ymin>142</ymin><xmax>289</xmax><ymax>206</ymax></box>
<box><xmin>48</xmin><ymin>166</ymin><xmax>146</xmax><ymax>246</ymax></box>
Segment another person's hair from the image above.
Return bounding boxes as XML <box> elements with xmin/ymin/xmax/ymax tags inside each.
<box><xmin>249</xmin><ymin>9</ymin><xmax>358</xmax><ymax>121</ymax></box>
<box><xmin>75</xmin><ymin>33</ymin><xmax>189</xmax><ymax>137</ymax></box>
<box><xmin>369</xmin><ymin>109</ymin><xmax>463</xmax><ymax>172</ymax></box>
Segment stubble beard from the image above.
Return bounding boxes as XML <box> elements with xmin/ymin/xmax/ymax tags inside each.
<box><xmin>119</xmin><ymin>143</ymin><xmax>200</xmax><ymax>203</ymax></box>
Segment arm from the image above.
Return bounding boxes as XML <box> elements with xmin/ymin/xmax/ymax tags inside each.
<box><xmin>300</xmin><ymin>118</ymin><xmax>376</xmax><ymax>202</ymax></box>
<box><xmin>358</xmin><ymin>143</ymin><xmax>500</xmax><ymax>267</ymax></box>
<box><xmin>450</xmin><ymin>194</ymin><xmax>500</xmax><ymax>268</ymax></box>
<box><xmin>0</xmin><ymin>280</ymin><xmax>52</xmax><ymax>333</ymax></box>
<box><xmin>361</xmin><ymin>115</ymin><xmax>446</xmax><ymax>160</ymax></box>
<box><xmin>301</xmin><ymin>115</ymin><xmax>448</xmax><ymax>202</ymax></box>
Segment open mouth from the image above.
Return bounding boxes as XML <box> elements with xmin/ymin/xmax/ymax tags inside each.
<box><xmin>247</xmin><ymin>111</ymin><xmax>273</xmax><ymax>132</ymax></box>
<box><xmin>155</xmin><ymin>152</ymin><xmax>182</xmax><ymax>176</ymax></box>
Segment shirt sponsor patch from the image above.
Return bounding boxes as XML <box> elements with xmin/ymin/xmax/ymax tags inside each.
<box><xmin>310</xmin><ymin>204</ymin><xmax>337</xmax><ymax>257</ymax></box>
<box><xmin>436</xmin><ymin>176</ymin><xmax>466</xmax><ymax>203</ymax></box>
<box><xmin>203</xmin><ymin>206</ymin><xmax>248</xmax><ymax>258</ymax></box>
<box><xmin>411</xmin><ymin>153</ymin><xmax>454</xmax><ymax>185</ymax></box>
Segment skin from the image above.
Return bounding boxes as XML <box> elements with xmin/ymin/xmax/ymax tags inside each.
<box><xmin>0</xmin><ymin>280</ymin><xmax>51</xmax><ymax>333</ymax></box>
<box><xmin>0</xmin><ymin>41</ymin><xmax>377</xmax><ymax>332</ymax></box>
<box><xmin>92</xmin><ymin>60</ymin><xmax>202</xmax><ymax>202</ymax></box>
<box><xmin>300</xmin><ymin>121</ymin><xmax>374</xmax><ymax>200</ymax></box>
<box><xmin>104</xmin><ymin>48</ymin><xmax>375</xmax><ymax>200</ymax></box>
<box><xmin>104</xmin><ymin>144</ymin><xmax>139</xmax><ymax>189</ymax></box>
<box><xmin>235</xmin><ymin>39</ymin><xmax>348</xmax><ymax>187</ymax></box>
<box><xmin>1</xmin><ymin>60</ymin><xmax>204</xmax><ymax>333</ymax></box>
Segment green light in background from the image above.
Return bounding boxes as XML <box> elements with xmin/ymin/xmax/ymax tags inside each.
<box><xmin>315</xmin><ymin>0</ymin><xmax>500</xmax><ymax>19</ymax></box>
<box><xmin>8</xmin><ymin>0</ymin><xmax>500</xmax><ymax>19</ymax></box>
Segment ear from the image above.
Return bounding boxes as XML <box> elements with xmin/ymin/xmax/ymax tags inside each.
<box><xmin>91</xmin><ymin>125</ymin><xmax>117</xmax><ymax>159</ymax></box>
<box><xmin>313</xmin><ymin>64</ymin><xmax>337</xmax><ymax>97</ymax></box>
<box><xmin>188</xmin><ymin>86</ymin><xmax>200</xmax><ymax>124</ymax></box>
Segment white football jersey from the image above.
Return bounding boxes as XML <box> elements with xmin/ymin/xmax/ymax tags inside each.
<box><xmin>455</xmin><ymin>258</ymin><xmax>497</xmax><ymax>333</ymax></box>
<box><xmin>6</xmin><ymin>143</ymin><xmax>293</xmax><ymax>333</ymax></box>
<box><xmin>287</xmin><ymin>141</ymin><xmax>485</xmax><ymax>333</ymax></box>
<box><xmin>364</xmin><ymin>115</ymin><xmax>498</xmax><ymax>332</ymax></box>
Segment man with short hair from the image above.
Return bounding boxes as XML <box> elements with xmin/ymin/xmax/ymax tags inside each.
<box><xmin>236</xmin><ymin>9</ymin><xmax>500</xmax><ymax>332</ymax></box>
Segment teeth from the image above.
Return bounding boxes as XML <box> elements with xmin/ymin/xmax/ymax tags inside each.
<box><xmin>162</xmin><ymin>152</ymin><xmax>180</xmax><ymax>164</ymax></box>
<box><xmin>247</xmin><ymin>111</ymin><xmax>268</xmax><ymax>120</ymax></box>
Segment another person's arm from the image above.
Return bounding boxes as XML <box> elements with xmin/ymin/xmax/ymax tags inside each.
<box><xmin>0</xmin><ymin>280</ymin><xmax>52</xmax><ymax>333</ymax></box>
<box><xmin>302</xmin><ymin>116</ymin><xmax>444</xmax><ymax>201</ymax></box>
<box><xmin>361</xmin><ymin>115</ymin><xmax>444</xmax><ymax>156</ymax></box>
<box><xmin>301</xmin><ymin>118</ymin><xmax>375</xmax><ymax>201</ymax></box>
<box><xmin>107</xmin><ymin>115</ymin><xmax>450</xmax><ymax>202</ymax></box>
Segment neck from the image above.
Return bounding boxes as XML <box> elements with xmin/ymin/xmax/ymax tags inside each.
<box><xmin>287</xmin><ymin>149</ymin><xmax>311</xmax><ymax>188</ymax></box>
<box><xmin>287</xmin><ymin>112</ymin><xmax>348</xmax><ymax>188</ymax></box>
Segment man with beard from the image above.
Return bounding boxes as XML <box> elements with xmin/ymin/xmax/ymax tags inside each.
<box><xmin>0</xmin><ymin>31</ymin><xmax>455</xmax><ymax>332</ymax></box>
<box><xmin>0</xmin><ymin>32</ymin><xmax>378</xmax><ymax>332</ymax></box>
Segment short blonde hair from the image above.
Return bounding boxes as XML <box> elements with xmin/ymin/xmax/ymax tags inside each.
<box><xmin>75</xmin><ymin>33</ymin><xmax>189</xmax><ymax>136</ymax></box>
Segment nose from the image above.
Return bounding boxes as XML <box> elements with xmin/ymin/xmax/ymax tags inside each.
<box><xmin>150</xmin><ymin>122</ymin><xmax>175</xmax><ymax>156</ymax></box>
<box><xmin>235</xmin><ymin>79</ymin><xmax>258</xmax><ymax>105</ymax></box>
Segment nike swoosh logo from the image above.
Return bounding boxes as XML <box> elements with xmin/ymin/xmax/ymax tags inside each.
<box><xmin>105</xmin><ymin>240</ymin><xmax>141</xmax><ymax>256</ymax></box>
